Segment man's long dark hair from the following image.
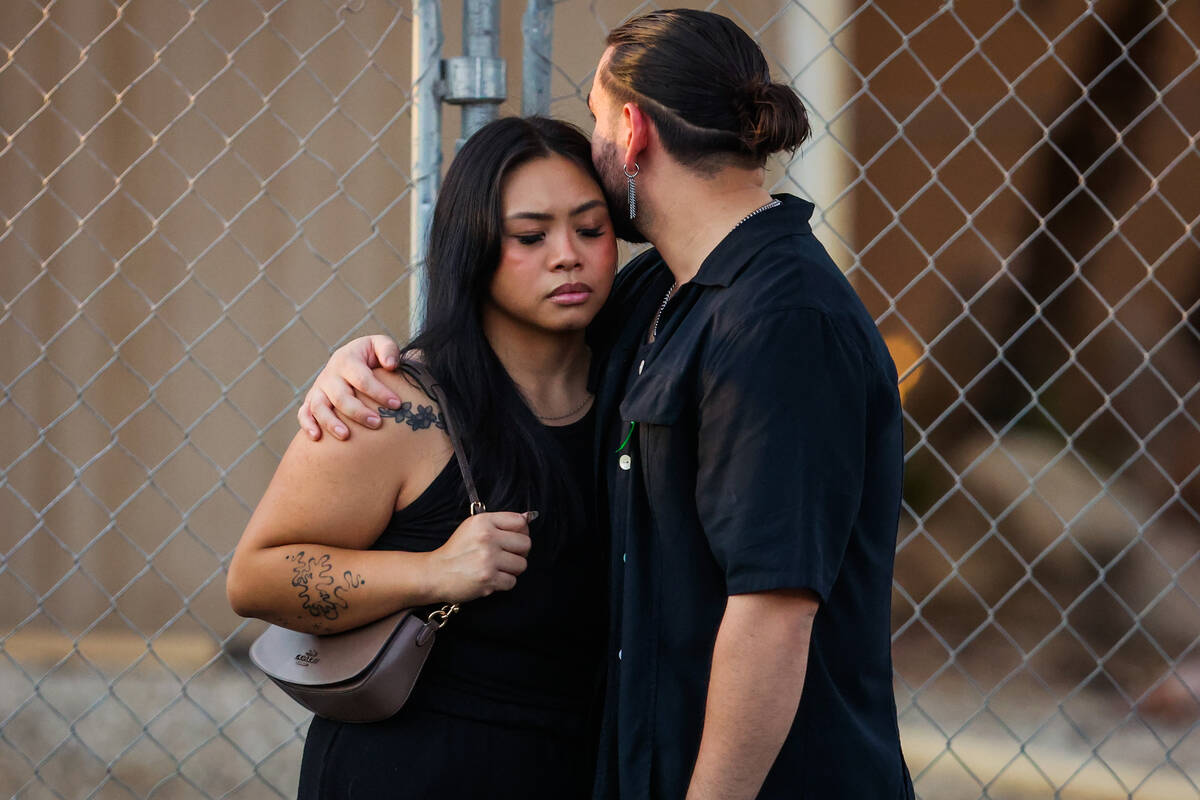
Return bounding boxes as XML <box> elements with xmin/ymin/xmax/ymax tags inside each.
<box><xmin>604</xmin><ymin>9</ymin><xmax>811</xmax><ymax>170</ymax></box>
<box><xmin>402</xmin><ymin>117</ymin><xmax>605</xmax><ymax>539</ymax></box>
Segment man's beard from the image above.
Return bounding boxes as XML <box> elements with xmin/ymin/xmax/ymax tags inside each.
<box><xmin>594</xmin><ymin>138</ymin><xmax>648</xmax><ymax>244</ymax></box>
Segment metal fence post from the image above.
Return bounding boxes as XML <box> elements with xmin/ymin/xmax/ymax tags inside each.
<box><xmin>410</xmin><ymin>0</ymin><xmax>507</xmax><ymax>334</ymax></box>
<box><xmin>409</xmin><ymin>0</ymin><xmax>444</xmax><ymax>335</ymax></box>
<box><xmin>522</xmin><ymin>0</ymin><xmax>554</xmax><ymax>116</ymax></box>
<box><xmin>444</xmin><ymin>0</ymin><xmax>506</xmax><ymax>145</ymax></box>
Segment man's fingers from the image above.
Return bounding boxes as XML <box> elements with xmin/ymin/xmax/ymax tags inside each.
<box><xmin>297</xmin><ymin>403</ymin><xmax>322</xmax><ymax>441</ymax></box>
<box><xmin>301</xmin><ymin>385</ymin><xmax>349</xmax><ymax>439</ymax></box>
<box><xmin>311</xmin><ymin>403</ymin><xmax>349</xmax><ymax>440</ymax></box>
<box><xmin>323</xmin><ymin>383</ymin><xmax>381</xmax><ymax>430</ymax></box>
<box><xmin>493</xmin><ymin>573</ymin><xmax>518</xmax><ymax>592</ymax></box>
<box><xmin>348</xmin><ymin>368</ymin><xmax>401</xmax><ymax>411</ymax></box>
<box><xmin>368</xmin><ymin>335</ymin><xmax>402</xmax><ymax>371</ymax></box>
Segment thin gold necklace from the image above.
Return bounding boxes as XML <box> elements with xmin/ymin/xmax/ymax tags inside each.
<box><xmin>533</xmin><ymin>392</ymin><xmax>593</xmax><ymax>421</ymax></box>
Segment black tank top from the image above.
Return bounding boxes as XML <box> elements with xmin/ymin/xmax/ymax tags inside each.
<box><xmin>370</xmin><ymin>409</ymin><xmax>605</xmax><ymax>732</ymax></box>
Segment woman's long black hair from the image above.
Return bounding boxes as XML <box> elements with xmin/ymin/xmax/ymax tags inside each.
<box><xmin>402</xmin><ymin>116</ymin><xmax>609</xmax><ymax>539</ymax></box>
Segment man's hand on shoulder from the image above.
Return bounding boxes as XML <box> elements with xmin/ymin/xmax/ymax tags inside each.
<box><xmin>297</xmin><ymin>334</ymin><xmax>403</xmax><ymax>441</ymax></box>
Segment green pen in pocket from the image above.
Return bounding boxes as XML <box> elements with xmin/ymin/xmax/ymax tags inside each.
<box><xmin>616</xmin><ymin>421</ymin><xmax>636</xmax><ymax>454</ymax></box>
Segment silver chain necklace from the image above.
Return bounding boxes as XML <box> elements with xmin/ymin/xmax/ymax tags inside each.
<box><xmin>651</xmin><ymin>282</ymin><xmax>678</xmax><ymax>341</ymax></box>
<box><xmin>651</xmin><ymin>199</ymin><xmax>782</xmax><ymax>340</ymax></box>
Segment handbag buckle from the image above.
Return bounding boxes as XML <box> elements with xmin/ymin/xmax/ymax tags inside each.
<box><xmin>427</xmin><ymin>603</ymin><xmax>460</xmax><ymax>629</ymax></box>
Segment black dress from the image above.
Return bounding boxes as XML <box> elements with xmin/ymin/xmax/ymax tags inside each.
<box><xmin>298</xmin><ymin>410</ymin><xmax>605</xmax><ymax>799</ymax></box>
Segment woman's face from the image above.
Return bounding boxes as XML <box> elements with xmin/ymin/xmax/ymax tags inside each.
<box><xmin>486</xmin><ymin>154</ymin><xmax>618</xmax><ymax>334</ymax></box>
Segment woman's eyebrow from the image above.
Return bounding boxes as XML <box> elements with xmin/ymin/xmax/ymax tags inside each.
<box><xmin>506</xmin><ymin>200</ymin><xmax>604</xmax><ymax>221</ymax></box>
<box><xmin>571</xmin><ymin>199</ymin><xmax>604</xmax><ymax>215</ymax></box>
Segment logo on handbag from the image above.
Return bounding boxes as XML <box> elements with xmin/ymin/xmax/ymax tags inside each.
<box><xmin>294</xmin><ymin>649</ymin><xmax>320</xmax><ymax>667</ymax></box>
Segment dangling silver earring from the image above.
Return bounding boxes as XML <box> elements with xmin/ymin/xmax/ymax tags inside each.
<box><xmin>624</xmin><ymin>162</ymin><xmax>640</xmax><ymax>219</ymax></box>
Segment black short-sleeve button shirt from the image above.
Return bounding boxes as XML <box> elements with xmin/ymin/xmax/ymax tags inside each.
<box><xmin>588</xmin><ymin>195</ymin><xmax>913</xmax><ymax>799</ymax></box>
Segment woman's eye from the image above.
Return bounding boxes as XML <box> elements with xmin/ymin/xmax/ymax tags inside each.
<box><xmin>578</xmin><ymin>228</ymin><xmax>605</xmax><ymax>238</ymax></box>
<box><xmin>515</xmin><ymin>233</ymin><xmax>544</xmax><ymax>245</ymax></box>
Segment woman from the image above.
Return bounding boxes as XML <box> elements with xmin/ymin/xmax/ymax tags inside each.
<box><xmin>227</xmin><ymin>116</ymin><xmax>618</xmax><ymax>798</ymax></box>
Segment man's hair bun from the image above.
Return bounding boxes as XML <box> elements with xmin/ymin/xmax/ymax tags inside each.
<box><xmin>741</xmin><ymin>81</ymin><xmax>811</xmax><ymax>160</ymax></box>
<box><xmin>736</xmin><ymin>80</ymin><xmax>811</xmax><ymax>161</ymax></box>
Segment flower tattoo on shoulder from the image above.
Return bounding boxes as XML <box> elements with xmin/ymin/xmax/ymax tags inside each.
<box><xmin>379</xmin><ymin>402</ymin><xmax>446</xmax><ymax>431</ymax></box>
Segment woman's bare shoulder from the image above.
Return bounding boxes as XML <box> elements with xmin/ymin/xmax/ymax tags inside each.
<box><xmin>371</xmin><ymin>366</ymin><xmax>450</xmax><ymax>434</ymax></box>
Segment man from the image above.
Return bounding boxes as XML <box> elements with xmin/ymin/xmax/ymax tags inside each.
<box><xmin>299</xmin><ymin>10</ymin><xmax>912</xmax><ymax>798</ymax></box>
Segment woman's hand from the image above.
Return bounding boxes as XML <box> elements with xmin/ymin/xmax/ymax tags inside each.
<box><xmin>298</xmin><ymin>334</ymin><xmax>404</xmax><ymax>441</ymax></box>
<box><xmin>427</xmin><ymin>511</ymin><xmax>535</xmax><ymax>602</ymax></box>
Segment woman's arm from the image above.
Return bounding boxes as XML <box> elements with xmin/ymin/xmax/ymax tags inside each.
<box><xmin>229</xmin><ymin>369</ymin><xmax>532</xmax><ymax>635</ymax></box>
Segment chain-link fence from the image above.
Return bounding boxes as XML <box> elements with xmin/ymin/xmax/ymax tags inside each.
<box><xmin>2</xmin><ymin>1</ymin><xmax>1198</xmax><ymax>798</ymax></box>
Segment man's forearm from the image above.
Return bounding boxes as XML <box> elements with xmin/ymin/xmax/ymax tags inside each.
<box><xmin>686</xmin><ymin>589</ymin><xmax>819</xmax><ymax>800</ymax></box>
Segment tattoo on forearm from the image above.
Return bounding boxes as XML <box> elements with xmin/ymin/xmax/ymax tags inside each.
<box><xmin>285</xmin><ymin>551</ymin><xmax>366</xmax><ymax>621</ymax></box>
<box><xmin>379</xmin><ymin>402</ymin><xmax>446</xmax><ymax>431</ymax></box>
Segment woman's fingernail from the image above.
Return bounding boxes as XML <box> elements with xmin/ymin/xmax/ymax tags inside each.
<box><xmin>524</xmin><ymin>510</ymin><xmax>539</xmax><ymax>522</ymax></box>
<box><xmin>387</xmin><ymin>397</ymin><xmax>401</xmax><ymax>409</ymax></box>
<box><xmin>385</xmin><ymin>358</ymin><xmax>397</xmax><ymax>369</ymax></box>
<box><xmin>335</xmin><ymin>426</ymin><xmax>348</xmax><ymax>438</ymax></box>
<box><xmin>366</xmin><ymin>415</ymin><xmax>380</xmax><ymax>427</ymax></box>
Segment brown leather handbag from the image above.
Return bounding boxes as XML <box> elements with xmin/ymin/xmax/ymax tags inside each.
<box><xmin>249</xmin><ymin>362</ymin><xmax>483</xmax><ymax>723</ymax></box>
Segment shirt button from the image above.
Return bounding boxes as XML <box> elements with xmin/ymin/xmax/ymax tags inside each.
<box><xmin>617</xmin><ymin>649</ymin><xmax>623</xmax><ymax>661</ymax></box>
<box><xmin>618</xmin><ymin>454</ymin><xmax>632</xmax><ymax>471</ymax></box>
<box><xmin>638</xmin><ymin>360</ymin><xmax>645</xmax><ymax>375</ymax></box>
<box><xmin>622</xmin><ymin>552</ymin><xmax>627</xmax><ymax>564</ymax></box>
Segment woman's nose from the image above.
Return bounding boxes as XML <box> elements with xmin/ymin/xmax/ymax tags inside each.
<box><xmin>552</xmin><ymin>232</ymin><xmax>581</xmax><ymax>270</ymax></box>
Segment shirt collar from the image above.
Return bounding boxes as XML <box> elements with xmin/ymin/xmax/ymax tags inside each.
<box><xmin>689</xmin><ymin>194</ymin><xmax>815</xmax><ymax>288</ymax></box>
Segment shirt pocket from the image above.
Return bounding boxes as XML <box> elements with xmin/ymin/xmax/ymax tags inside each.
<box><xmin>619</xmin><ymin>365</ymin><xmax>687</xmax><ymax>426</ymax></box>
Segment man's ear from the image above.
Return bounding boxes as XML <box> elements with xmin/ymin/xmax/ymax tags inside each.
<box><xmin>622</xmin><ymin>102</ymin><xmax>651</xmax><ymax>171</ymax></box>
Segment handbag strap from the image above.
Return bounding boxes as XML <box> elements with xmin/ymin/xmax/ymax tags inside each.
<box><xmin>396</xmin><ymin>360</ymin><xmax>484</xmax><ymax>516</ymax></box>
<box><xmin>395</xmin><ymin>359</ymin><xmax>482</xmax><ymax>630</ymax></box>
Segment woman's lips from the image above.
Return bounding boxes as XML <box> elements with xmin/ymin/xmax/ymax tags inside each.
<box><xmin>548</xmin><ymin>282</ymin><xmax>593</xmax><ymax>305</ymax></box>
